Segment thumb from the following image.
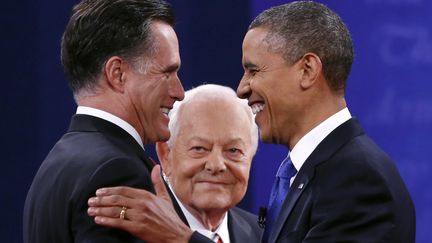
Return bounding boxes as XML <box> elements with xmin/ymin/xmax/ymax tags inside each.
<box><xmin>151</xmin><ymin>164</ymin><xmax>171</xmax><ymax>203</ymax></box>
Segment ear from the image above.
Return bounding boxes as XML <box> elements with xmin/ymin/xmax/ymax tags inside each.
<box><xmin>156</xmin><ymin>142</ymin><xmax>173</xmax><ymax>176</ymax></box>
<box><xmin>299</xmin><ymin>52</ymin><xmax>322</xmax><ymax>89</ymax></box>
<box><xmin>104</xmin><ymin>56</ymin><xmax>127</xmax><ymax>93</ymax></box>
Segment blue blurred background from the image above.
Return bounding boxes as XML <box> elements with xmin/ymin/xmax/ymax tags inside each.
<box><xmin>2</xmin><ymin>0</ymin><xmax>431</xmax><ymax>242</ymax></box>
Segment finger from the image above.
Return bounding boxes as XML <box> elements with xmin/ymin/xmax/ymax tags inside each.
<box><xmin>151</xmin><ymin>165</ymin><xmax>171</xmax><ymax>202</ymax></box>
<box><xmin>88</xmin><ymin>194</ymin><xmax>129</xmax><ymax>207</ymax></box>
<box><xmin>95</xmin><ymin>186</ymin><xmax>145</xmax><ymax>198</ymax></box>
<box><xmin>96</xmin><ymin>186</ymin><xmax>136</xmax><ymax>197</ymax></box>
<box><xmin>88</xmin><ymin>205</ymin><xmax>123</xmax><ymax>218</ymax></box>
<box><xmin>94</xmin><ymin>216</ymin><xmax>138</xmax><ymax>234</ymax></box>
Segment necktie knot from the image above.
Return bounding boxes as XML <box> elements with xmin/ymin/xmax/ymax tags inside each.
<box><xmin>276</xmin><ymin>155</ymin><xmax>296</xmax><ymax>180</ymax></box>
<box><xmin>214</xmin><ymin>233</ymin><xmax>223</xmax><ymax>243</ymax></box>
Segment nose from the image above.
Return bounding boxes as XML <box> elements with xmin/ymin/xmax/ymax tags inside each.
<box><xmin>205</xmin><ymin>150</ymin><xmax>227</xmax><ymax>174</ymax></box>
<box><xmin>170</xmin><ymin>73</ymin><xmax>185</xmax><ymax>101</ymax></box>
<box><xmin>236</xmin><ymin>75</ymin><xmax>251</xmax><ymax>100</ymax></box>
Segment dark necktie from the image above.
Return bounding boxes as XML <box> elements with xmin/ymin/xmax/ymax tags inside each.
<box><xmin>262</xmin><ymin>155</ymin><xmax>297</xmax><ymax>242</ymax></box>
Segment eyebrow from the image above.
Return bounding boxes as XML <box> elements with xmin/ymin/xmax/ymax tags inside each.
<box><xmin>243</xmin><ymin>61</ymin><xmax>259</xmax><ymax>70</ymax></box>
<box><xmin>162</xmin><ymin>63</ymin><xmax>180</xmax><ymax>73</ymax></box>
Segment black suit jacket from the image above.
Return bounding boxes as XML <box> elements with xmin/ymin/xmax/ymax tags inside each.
<box><xmin>166</xmin><ymin>182</ymin><xmax>262</xmax><ymax>243</ymax></box>
<box><xmin>23</xmin><ymin>114</ymin><xmax>154</xmax><ymax>243</ymax></box>
<box><xmin>268</xmin><ymin>118</ymin><xmax>415</xmax><ymax>243</ymax></box>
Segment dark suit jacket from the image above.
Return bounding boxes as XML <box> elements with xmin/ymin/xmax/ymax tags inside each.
<box><xmin>23</xmin><ymin>114</ymin><xmax>154</xmax><ymax>243</ymax></box>
<box><xmin>166</xmin><ymin>183</ymin><xmax>262</xmax><ymax>243</ymax></box>
<box><xmin>267</xmin><ymin>118</ymin><xmax>415</xmax><ymax>243</ymax></box>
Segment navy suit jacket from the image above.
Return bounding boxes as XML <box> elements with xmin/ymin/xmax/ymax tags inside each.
<box><xmin>267</xmin><ymin>118</ymin><xmax>415</xmax><ymax>243</ymax></box>
<box><xmin>23</xmin><ymin>114</ymin><xmax>154</xmax><ymax>243</ymax></box>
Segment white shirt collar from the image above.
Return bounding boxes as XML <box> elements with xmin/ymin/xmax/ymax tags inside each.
<box><xmin>164</xmin><ymin>176</ymin><xmax>230</xmax><ymax>243</ymax></box>
<box><xmin>290</xmin><ymin>107</ymin><xmax>352</xmax><ymax>173</ymax></box>
<box><xmin>76</xmin><ymin>106</ymin><xmax>144</xmax><ymax>149</ymax></box>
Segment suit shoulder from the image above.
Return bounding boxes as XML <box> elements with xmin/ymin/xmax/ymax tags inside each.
<box><xmin>230</xmin><ymin>207</ymin><xmax>257</xmax><ymax>222</ymax></box>
<box><xmin>229</xmin><ymin>207</ymin><xmax>262</xmax><ymax>236</ymax></box>
<box><xmin>228</xmin><ymin>207</ymin><xmax>262</xmax><ymax>243</ymax></box>
<box><xmin>327</xmin><ymin>134</ymin><xmax>404</xmax><ymax>184</ymax></box>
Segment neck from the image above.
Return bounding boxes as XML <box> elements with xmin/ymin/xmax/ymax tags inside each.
<box><xmin>77</xmin><ymin>94</ymin><xmax>145</xmax><ymax>142</ymax></box>
<box><xmin>287</xmin><ymin>95</ymin><xmax>346</xmax><ymax>150</ymax></box>
<box><xmin>185</xmin><ymin>205</ymin><xmax>226</xmax><ymax>232</ymax></box>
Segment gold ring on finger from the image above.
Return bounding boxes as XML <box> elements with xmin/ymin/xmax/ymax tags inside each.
<box><xmin>119</xmin><ymin>206</ymin><xmax>127</xmax><ymax>220</ymax></box>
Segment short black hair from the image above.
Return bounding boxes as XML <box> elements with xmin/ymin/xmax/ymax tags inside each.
<box><xmin>61</xmin><ymin>0</ymin><xmax>175</xmax><ymax>94</ymax></box>
<box><xmin>250</xmin><ymin>1</ymin><xmax>354</xmax><ymax>92</ymax></box>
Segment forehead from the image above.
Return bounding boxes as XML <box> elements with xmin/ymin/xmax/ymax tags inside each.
<box><xmin>150</xmin><ymin>21</ymin><xmax>177</xmax><ymax>43</ymax></box>
<box><xmin>243</xmin><ymin>27</ymin><xmax>271</xmax><ymax>53</ymax></box>
<box><xmin>148</xmin><ymin>21</ymin><xmax>180</xmax><ymax>61</ymax></box>
<box><xmin>176</xmin><ymin>97</ymin><xmax>252</xmax><ymax>143</ymax></box>
<box><xmin>242</xmin><ymin>27</ymin><xmax>286</xmax><ymax>67</ymax></box>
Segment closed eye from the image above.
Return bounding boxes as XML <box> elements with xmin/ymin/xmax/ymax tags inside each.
<box><xmin>248</xmin><ymin>69</ymin><xmax>259</xmax><ymax>76</ymax></box>
<box><xmin>243</xmin><ymin>62</ymin><xmax>260</xmax><ymax>76</ymax></box>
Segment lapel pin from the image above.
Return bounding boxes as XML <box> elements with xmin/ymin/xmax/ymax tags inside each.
<box><xmin>298</xmin><ymin>183</ymin><xmax>304</xmax><ymax>189</ymax></box>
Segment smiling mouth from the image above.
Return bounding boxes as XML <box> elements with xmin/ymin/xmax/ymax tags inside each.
<box><xmin>197</xmin><ymin>180</ymin><xmax>227</xmax><ymax>185</ymax></box>
<box><xmin>251</xmin><ymin>103</ymin><xmax>265</xmax><ymax>115</ymax></box>
<box><xmin>160</xmin><ymin>107</ymin><xmax>171</xmax><ymax>115</ymax></box>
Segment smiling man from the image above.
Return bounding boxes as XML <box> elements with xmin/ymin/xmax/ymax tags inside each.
<box><xmin>23</xmin><ymin>0</ymin><xmax>184</xmax><ymax>242</ymax></box>
<box><xmin>88</xmin><ymin>84</ymin><xmax>262</xmax><ymax>243</ymax></box>
<box><xmin>157</xmin><ymin>84</ymin><xmax>259</xmax><ymax>242</ymax></box>
<box><xmin>237</xmin><ymin>1</ymin><xmax>415</xmax><ymax>243</ymax></box>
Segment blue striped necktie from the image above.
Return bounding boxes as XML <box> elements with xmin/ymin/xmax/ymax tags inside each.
<box><xmin>262</xmin><ymin>154</ymin><xmax>297</xmax><ymax>242</ymax></box>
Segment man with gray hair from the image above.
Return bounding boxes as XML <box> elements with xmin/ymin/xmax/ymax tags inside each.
<box><xmin>88</xmin><ymin>84</ymin><xmax>262</xmax><ymax>242</ymax></box>
<box><xmin>23</xmin><ymin>0</ymin><xmax>184</xmax><ymax>242</ymax></box>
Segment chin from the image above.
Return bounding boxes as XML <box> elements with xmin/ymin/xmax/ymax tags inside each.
<box><xmin>156</xmin><ymin>129</ymin><xmax>171</xmax><ymax>142</ymax></box>
<box><xmin>193</xmin><ymin>195</ymin><xmax>230</xmax><ymax>210</ymax></box>
<box><xmin>159</xmin><ymin>134</ymin><xmax>170</xmax><ymax>142</ymax></box>
<box><xmin>259</xmin><ymin>132</ymin><xmax>273</xmax><ymax>144</ymax></box>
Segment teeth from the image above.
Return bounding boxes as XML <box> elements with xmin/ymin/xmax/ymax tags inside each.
<box><xmin>160</xmin><ymin>107</ymin><xmax>170</xmax><ymax>115</ymax></box>
<box><xmin>251</xmin><ymin>103</ymin><xmax>264</xmax><ymax>115</ymax></box>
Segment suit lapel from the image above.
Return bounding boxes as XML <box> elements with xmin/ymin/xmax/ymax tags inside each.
<box><xmin>165</xmin><ymin>180</ymin><xmax>190</xmax><ymax>227</ymax></box>
<box><xmin>228</xmin><ymin>210</ymin><xmax>243</xmax><ymax>243</ymax></box>
<box><xmin>269</xmin><ymin>118</ymin><xmax>364</xmax><ymax>243</ymax></box>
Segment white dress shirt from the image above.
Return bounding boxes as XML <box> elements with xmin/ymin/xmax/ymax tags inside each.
<box><xmin>76</xmin><ymin>106</ymin><xmax>144</xmax><ymax>149</ymax></box>
<box><xmin>285</xmin><ymin>107</ymin><xmax>352</xmax><ymax>186</ymax></box>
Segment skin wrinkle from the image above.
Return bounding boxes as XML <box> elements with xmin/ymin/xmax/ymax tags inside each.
<box><xmin>157</xmin><ymin>85</ymin><xmax>258</xmax><ymax>231</ymax></box>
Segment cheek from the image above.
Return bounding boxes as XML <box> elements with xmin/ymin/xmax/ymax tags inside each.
<box><xmin>170</xmin><ymin>163</ymin><xmax>203</xmax><ymax>201</ymax></box>
<box><xmin>138</xmin><ymin>79</ymin><xmax>168</xmax><ymax>108</ymax></box>
<box><xmin>171</xmin><ymin>174</ymin><xmax>194</xmax><ymax>204</ymax></box>
<box><xmin>228</xmin><ymin>164</ymin><xmax>250</xmax><ymax>195</ymax></box>
<box><xmin>232</xmin><ymin>163</ymin><xmax>249</xmax><ymax>181</ymax></box>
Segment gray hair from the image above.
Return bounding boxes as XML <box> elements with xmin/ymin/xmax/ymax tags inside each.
<box><xmin>166</xmin><ymin>84</ymin><xmax>259</xmax><ymax>154</ymax></box>
<box><xmin>250</xmin><ymin>1</ymin><xmax>354</xmax><ymax>93</ymax></box>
